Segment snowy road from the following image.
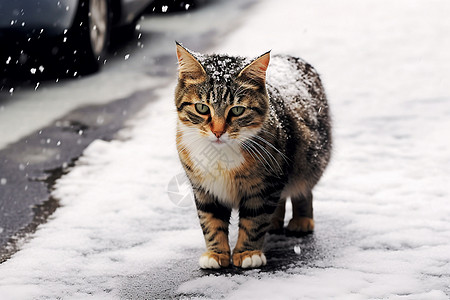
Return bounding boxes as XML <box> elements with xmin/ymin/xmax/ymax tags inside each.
<box><xmin>1</xmin><ymin>0</ymin><xmax>450</xmax><ymax>299</ymax></box>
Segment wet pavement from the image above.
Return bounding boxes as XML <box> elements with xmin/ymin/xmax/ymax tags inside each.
<box><xmin>119</xmin><ymin>216</ymin><xmax>350</xmax><ymax>299</ymax></box>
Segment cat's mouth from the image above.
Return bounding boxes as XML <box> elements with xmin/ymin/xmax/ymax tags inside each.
<box><xmin>213</xmin><ymin>138</ymin><xmax>225</xmax><ymax>145</ymax></box>
<box><xmin>208</xmin><ymin>132</ymin><xmax>230</xmax><ymax>145</ymax></box>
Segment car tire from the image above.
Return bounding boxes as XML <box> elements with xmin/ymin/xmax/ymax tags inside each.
<box><xmin>68</xmin><ymin>0</ymin><xmax>111</xmax><ymax>75</ymax></box>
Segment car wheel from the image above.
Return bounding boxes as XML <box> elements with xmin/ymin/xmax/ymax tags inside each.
<box><xmin>68</xmin><ymin>0</ymin><xmax>111</xmax><ymax>75</ymax></box>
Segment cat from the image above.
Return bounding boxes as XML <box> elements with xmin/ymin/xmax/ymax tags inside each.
<box><xmin>174</xmin><ymin>42</ymin><xmax>331</xmax><ymax>269</ymax></box>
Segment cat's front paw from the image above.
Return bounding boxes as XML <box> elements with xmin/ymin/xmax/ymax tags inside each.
<box><xmin>199</xmin><ymin>251</ymin><xmax>230</xmax><ymax>269</ymax></box>
<box><xmin>286</xmin><ymin>217</ymin><xmax>314</xmax><ymax>236</ymax></box>
<box><xmin>232</xmin><ymin>250</ymin><xmax>267</xmax><ymax>269</ymax></box>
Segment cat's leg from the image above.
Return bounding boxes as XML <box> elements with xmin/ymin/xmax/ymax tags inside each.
<box><xmin>232</xmin><ymin>195</ymin><xmax>278</xmax><ymax>268</ymax></box>
<box><xmin>269</xmin><ymin>198</ymin><xmax>286</xmax><ymax>234</ymax></box>
<box><xmin>195</xmin><ymin>190</ymin><xmax>232</xmax><ymax>269</ymax></box>
<box><xmin>286</xmin><ymin>191</ymin><xmax>314</xmax><ymax>236</ymax></box>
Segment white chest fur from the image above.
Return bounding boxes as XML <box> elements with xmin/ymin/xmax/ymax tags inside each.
<box><xmin>178</xmin><ymin>123</ymin><xmax>245</xmax><ymax>207</ymax></box>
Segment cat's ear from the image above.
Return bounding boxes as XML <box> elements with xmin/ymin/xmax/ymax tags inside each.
<box><xmin>238</xmin><ymin>51</ymin><xmax>270</xmax><ymax>87</ymax></box>
<box><xmin>176</xmin><ymin>42</ymin><xmax>206</xmax><ymax>84</ymax></box>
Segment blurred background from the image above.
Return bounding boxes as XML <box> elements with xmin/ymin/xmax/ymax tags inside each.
<box><xmin>0</xmin><ymin>0</ymin><xmax>208</xmax><ymax>79</ymax></box>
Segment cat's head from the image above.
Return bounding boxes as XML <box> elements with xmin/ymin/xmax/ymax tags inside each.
<box><xmin>175</xmin><ymin>43</ymin><xmax>270</xmax><ymax>148</ymax></box>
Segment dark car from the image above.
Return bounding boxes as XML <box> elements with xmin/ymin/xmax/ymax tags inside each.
<box><xmin>0</xmin><ymin>0</ymin><xmax>152</xmax><ymax>76</ymax></box>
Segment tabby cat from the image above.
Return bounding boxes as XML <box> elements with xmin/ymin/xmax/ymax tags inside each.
<box><xmin>174</xmin><ymin>42</ymin><xmax>331</xmax><ymax>269</ymax></box>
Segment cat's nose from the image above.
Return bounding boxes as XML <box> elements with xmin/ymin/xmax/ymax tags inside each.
<box><xmin>210</xmin><ymin>117</ymin><xmax>226</xmax><ymax>138</ymax></box>
<box><xmin>212</xmin><ymin>130</ymin><xmax>225</xmax><ymax>139</ymax></box>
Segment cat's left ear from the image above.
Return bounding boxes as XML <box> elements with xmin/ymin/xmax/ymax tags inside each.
<box><xmin>176</xmin><ymin>42</ymin><xmax>207</xmax><ymax>84</ymax></box>
<box><xmin>238</xmin><ymin>51</ymin><xmax>270</xmax><ymax>87</ymax></box>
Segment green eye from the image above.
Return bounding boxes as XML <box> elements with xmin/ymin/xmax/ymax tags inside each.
<box><xmin>230</xmin><ymin>106</ymin><xmax>246</xmax><ymax>117</ymax></box>
<box><xmin>195</xmin><ymin>103</ymin><xmax>210</xmax><ymax>115</ymax></box>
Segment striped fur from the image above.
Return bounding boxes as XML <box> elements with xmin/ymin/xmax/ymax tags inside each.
<box><xmin>175</xmin><ymin>43</ymin><xmax>331</xmax><ymax>269</ymax></box>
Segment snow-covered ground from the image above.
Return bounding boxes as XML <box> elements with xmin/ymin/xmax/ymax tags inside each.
<box><xmin>1</xmin><ymin>0</ymin><xmax>450</xmax><ymax>298</ymax></box>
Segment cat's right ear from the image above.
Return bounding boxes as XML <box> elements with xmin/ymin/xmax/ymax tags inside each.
<box><xmin>176</xmin><ymin>42</ymin><xmax>206</xmax><ymax>84</ymax></box>
<box><xmin>237</xmin><ymin>51</ymin><xmax>270</xmax><ymax>87</ymax></box>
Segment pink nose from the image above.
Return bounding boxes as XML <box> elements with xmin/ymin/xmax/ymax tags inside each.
<box><xmin>212</xmin><ymin>130</ymin><xmax>224</xmax><ymax>139</ymax></box>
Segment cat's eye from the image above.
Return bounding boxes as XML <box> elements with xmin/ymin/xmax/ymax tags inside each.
<box><xmin>195</xmin><ymin>103</ymin><xmax>210</xmax><ymax>115</ymax></box>
<box><xmin>230</xmin><ymin>106</ymin><xmax>246</xmax><ymax>117</ymax></box>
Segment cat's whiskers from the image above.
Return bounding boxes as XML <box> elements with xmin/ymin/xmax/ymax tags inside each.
<box><xmin>246</xmin><ymin>137</ymin><xmax>282</xmax><ymax>174</ymax></box>
<box><xmin>180</xmin><ymin>125</ymin><xmax>286</xmax><ymax>175</ymax></box>
<box><xmin>258</xmin><ymin>127</ymin><xmax>277</xmax><ymax>138</ymax></box>
<box><xmin>178</xmin><ymin>137</ymin><xmax>201</xmax><ymax>152</ymax></box>
<box><xmin>252</xmin><ymin>134</ymin><xmax>290</xmax><ymax>163</ymax></box>
<box><xmin>236</xmin><ymin>137</ymin><xmax>260</xmax><ymax>164</ymax></box>
<box><xmin>176</xmin><ymin>131</ymin><xmax>202</xmax><ymax>144</ymax></box>
<box><xmin>253</xmin><ymin>139</ymin><xmax>283</xmax><ymax>170</ymax></box>
<box><xmin>178</xmin><ymin>139</ymin><xmax>203</xmax><ymax>154</ymax></box>
<box><xmin>177</xmin><ymin>131</ymin><xmax>205</xmax><ymax>154</ymax></box>
<box><xmin>237</xmin><ymin>134</ymin><xmax>280</xmax><ymax>175</ymax></box>
<box><xmin>238</xmin><ymin>138</ymin><xmax>272</xmax><ymax>173</ymax></box>
<box><xmin>240</xmin><ymin>131</ymin><xmax>285</xmax><ymax>172</ymax></box>
<box><xmin>241</xmin><ymin>143</ymin><xmax>258</xmax><ymax>162</ymax></box>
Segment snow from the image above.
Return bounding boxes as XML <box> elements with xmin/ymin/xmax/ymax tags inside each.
<box><xmin>196</xmin><ymin>53</ymin><xmax>250</xmax><ymax>84</ymax></box>
<box><xmin>0</xmin><ymin>70</ymin><xmax>164</xmax><ymax>149</ymax></box>
<box><xmin>267</xmin><ymin>56</ymin><xmax>311</xmax><ymax>100</ymax></box>
<box><xmin>1</xmin><ymin>0</ymin><xmax>450</xmax><ymax>298</ymax></box>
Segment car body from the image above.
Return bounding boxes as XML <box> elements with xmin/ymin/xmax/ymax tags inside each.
<box><xmin>0</xmin><ymin>0</ymin><xmax>153</xmax><ymax>75</ymax></box>
<box><xmin>0</xmin><ymin>0</ymin><xmax>151</xmax><ymax>38</ymax></box>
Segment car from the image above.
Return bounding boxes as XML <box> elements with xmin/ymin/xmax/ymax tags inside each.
<box><xmin>0</xmin><ymin>0</ymin><xmax>153</xmax><ymax>76</ymax></box>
